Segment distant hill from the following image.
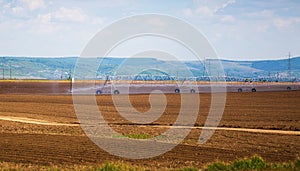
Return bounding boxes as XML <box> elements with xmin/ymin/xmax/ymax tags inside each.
<box><xmin>220</xmin><ymin>57</ymin><xmax>300</xmax><ymax>80</ymax></box>
<box><xmin>0</xmin><ymin>56</ymin><xmax>299</xmax><ymax>81</ymax></box>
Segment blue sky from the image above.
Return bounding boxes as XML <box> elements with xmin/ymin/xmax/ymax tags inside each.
<box><xmin>0</xmin><ymin>0</ymin><xmax>299</xmax><ymax>60</ymax></box>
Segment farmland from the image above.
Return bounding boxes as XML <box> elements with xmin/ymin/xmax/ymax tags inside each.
<box><xmin>0</xmin><ymin>81</ymin><xmax>300</xmax><ymax>170</ymax></box>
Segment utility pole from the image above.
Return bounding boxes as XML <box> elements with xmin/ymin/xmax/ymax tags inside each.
<box><xmin>288</xmin><ymin>52</ymin><xmax>291</xmax><ymax>82</ymax></box>
<box><xmin>0</xmin><ymin>58</ymin><xmax>2</xmax><ymax>80</ymax></box>
<box><xmin>9</xmin><ymin>64</ymin><xmax>12</xmax><ymax>80</ymax></box>
<box><xmin>208</xmin><ymin>59</ymin><xmax>211</xmax><ymax>77</ymax></box>
<box><xmin>203</xmin><ymin>58</ymin><xmax>206</xmax><ymax>77</ymax></box>
<box><xmin>69</xmin><ymin>69</ymin><xmax>72</xmax><ymax>93</ymax></box>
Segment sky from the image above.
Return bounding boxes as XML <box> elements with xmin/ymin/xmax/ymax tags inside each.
<box><xmin>0</xmin><ymin>0</ymin><xmax>299</xmax><ymax>60</ymax></box>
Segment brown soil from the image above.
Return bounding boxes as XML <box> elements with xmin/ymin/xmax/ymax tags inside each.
<box><xmin>0</xmin><ymin>81</ymin><xmax>300</xmax><ymax>169</ymax></box>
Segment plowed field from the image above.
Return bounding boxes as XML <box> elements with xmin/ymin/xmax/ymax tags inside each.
<box><xmin>0</xmin><ymin>81</ymin><xmax>299</xmax><ymax>169</ymax></box>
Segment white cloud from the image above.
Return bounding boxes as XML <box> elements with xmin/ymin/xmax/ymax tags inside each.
<box><xmin>37</xmin><ymin>13</ymin><xmax>51</xmax><ymax>24</ymax></box>
<box><xmin>12</xmin><ymin>6</ymin><xmax>24</xmax><ymax>15</ymax></box>
<box><xmin>30</xmin><ymin>7</ymin><xmax>88</xmax><ymax>34</ymax></box>
<box><xmin>2</xmin><ymin>2</ymin><xmax>11</xmax><ymax>14</ymax></box>
<box><xmin>146</xmin><ymin>17</ymin><xmax>168</xmax><ymax>28</ymax></box>
<box><xmin>19</xmin><ymin>0</ymin><xmax>45</xmax><ymax>11</ymax></box>
<box><xmin>53</xmin><ymin>7</ymin><xmax>87</xmax><ymax>22</ymax></box>
<box><xmin>92</xmin><ymin>17</ymin><xmax>105</xmax><ymax>25</ymax></box>
<box><xmin>214</xmin><ymin>0</ymin><xmax>236</xmax><ymax>13</ymax></box>
<box><xmin>195</xmin><ymin>6</ymin><xmax>214</xmax><ymax>17</ymax></box>
<box><xmin>182</xmin><ymin>8</ymin><xmax>193</xmax><ymax>18</ymax></box>
<box><xmin>273</xmin><ymin>17</ymin><xmax>300</xmax><ymax>29</ymax></box>
<box><xmin>248</xmin><ymin>10</ymin><xmax>274</xmax><ymax>19</ymax></box>
<box><xmin>31</xmin><ymin>22</ymin><xmax>57</xmax><ymax>34</ymax></box>
<box><xmin>256</xmin><ymin>24</ymin><xmax>270</xmax><ymax>32</ymax></box>
<box><xmin>258</xmin><ymin>10</ymin><xmax>274</xmax><ymax>18</ymax></box>
<box><xmin>183</xmin><ymin>0</ymin><xmax>236</xmax><ymax>18</ymax></box>
<box><xmin>0</xmin><ymin>0</ymin><xmax>44</xmax><ymax>18</ymax></box>
<box><xmin>221</xmin><ymin>15</ymin><xmax>235</xmax><ymax>22</ymax></box>
<box><xmin>34</xmin><ymin>7</ymin><xmax>88</xmax><ymax>24</ymax></box>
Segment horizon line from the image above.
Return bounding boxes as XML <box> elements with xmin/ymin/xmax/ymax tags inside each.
<box><xmin>0</xmin><ymin>55</ymin><xmax>299</xmax><ymax>62</ymax></box>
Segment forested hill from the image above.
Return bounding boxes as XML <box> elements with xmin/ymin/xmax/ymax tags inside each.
<box><xmin>0</xmin><ymin>56</ymin><xmax>299</xmax><ymax>80</ymax></box>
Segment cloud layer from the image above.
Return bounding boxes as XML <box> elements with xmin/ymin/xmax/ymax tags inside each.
<box><xmin>0</xmin><ymin>0</ymin><xmax>299</xmax><ymax>60</ymax></box>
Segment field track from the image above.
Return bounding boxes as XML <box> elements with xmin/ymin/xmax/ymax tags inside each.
<box><xmin>1</xmin><ymin>116</ymin><xmax>299</xmax><ymax>135</ymax></box>
<box><xmin>0</xmin><ymin>116</ymin><xmax>78</xmax><ymax>126</ymax></box>
<box><xmin>0</xmin><ymin>81</ymin><xmax>300</xmax><ymax>169</ymax></box>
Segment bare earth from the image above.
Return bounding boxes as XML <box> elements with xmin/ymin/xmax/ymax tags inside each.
<box><xmin>0</xmin><ymin>81</ymin><xmax>300</xmax><ymax>169</ymax></box>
